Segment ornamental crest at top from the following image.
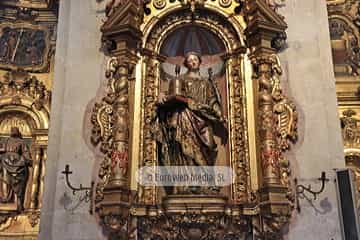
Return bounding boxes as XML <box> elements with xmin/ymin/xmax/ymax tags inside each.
<box><xmin>100</xmin><ymin>0</ymin><xmax>285</xmax><ymax>17</ymax></box>
<box><xmin>149</xmin><ymin>0</ymin><xmax>285</xmax><ymax>11</ymax></box>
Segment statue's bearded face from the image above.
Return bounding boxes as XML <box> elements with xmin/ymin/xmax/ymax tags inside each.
<box><xmin>186</xmin><ymin>54</ymin><xmax>201</xmax><ymax>70</ymax></box>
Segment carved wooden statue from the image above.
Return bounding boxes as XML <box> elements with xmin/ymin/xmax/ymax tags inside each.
<box><xmin>154</xmin><ymin>52</ymin><xmax>227</xmax><ymax>195</ymax></box>
<box><xmin>0</xmin><ymin>127</ymin><xmax>32</xmax><ymax>211</ymax></box>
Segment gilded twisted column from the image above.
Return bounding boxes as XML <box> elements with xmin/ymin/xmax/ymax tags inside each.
<box><xmin>139</xmin><ymin>51</ymin><xmax>161</xmax><ymax>205</ymax></box>
<box><xmin>252</xmin><ymin>55</ymin><xmax>281</xmax><ymax>186</ymax></box>
<box><xmin>243</xmin><ymin>1</ymin><xmax>299</xmax><ymax>238</ymax></box>
<box><xmin>89</xmin><ymin>1</ymin><xmax>143</xmax><ymax>238</ymax></box>
<box><xmin>108</xmin><ymin>59</ymin><xmax>130</xmax><ymax>187</ymax></box>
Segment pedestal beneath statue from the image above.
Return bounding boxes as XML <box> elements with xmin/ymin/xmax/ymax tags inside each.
<box><xmin>137</xmin><ymin>194</ymin><xmax>250</xmax><ymax>240</ymax></box>
<box><xmin>162</xmin><ymin>195</ymin><xmax>228</xmax><ymax>213</ymax></box>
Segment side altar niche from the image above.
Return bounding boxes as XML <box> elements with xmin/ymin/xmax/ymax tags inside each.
<box><xmin>90</xmin><ymin>0</ymin><xmax>298</xmax><ymax>239</ymax></box>
<box><xmin>0</xmin><ymin>69</ymin><xmax>50</xmax><ymax>238</ymax></box>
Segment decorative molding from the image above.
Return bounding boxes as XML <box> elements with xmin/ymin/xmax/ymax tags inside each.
<box><xmin>27</xmin><ymin>210</ymin><xmax>41</xmax><ymax>228</ymax></box>
<box><xmin>138</xmin><ymin>53</ymin><xmax>158</xmax><ymax>205</ymax></box>
<box><xmin>138</xmin><ymin>212</ymin><xmax>251</xmax><ymax>240</ymax></box>
<box><xmin>141</xmin><ymin>0</ymin><xmax>246</xmax><ymax>28</ymax></box>
<box><xmin>0</xmin><ymin>69</ymin><xmax>51</xmax><ymax>110</ymax></box>
<box><xmin>90</xmin><ymin>55</ymin><xmax>138</xmax><ymax>210</ymax></box>
<box><xmin>179</xmin><ymin>0</ymin><xmax>206</xmax><ymax>12</ymax></box>
<box><xmin>0</xmin><ymin>0</ymin><xmax>57</xmax><ymax>10</ymax></box>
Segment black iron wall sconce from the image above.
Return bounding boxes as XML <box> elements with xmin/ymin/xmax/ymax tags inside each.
<box><xmin>61</xmin><ymin>164</ymin><xmax>93</xmax><ymax>202</ymax></box>
<box><xmin>294</xmin><ymin>171</ymin><xmax>329</xmax><ymax>212</ymax></box>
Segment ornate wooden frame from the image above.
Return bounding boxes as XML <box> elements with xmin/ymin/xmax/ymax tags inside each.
<box><xmin>90</xmin><ymin>0</ymin><xmax>298</xmax><ymax>239</ymax></box>
<box><xmin>0</xmin><ymin>23</ymin><xmax>52</xmax><ymax>73</ymax></box>
<box><xmin>139</xmin><ymin>8</ymin><xmax>250</xmax><ymax>205</ymax></box>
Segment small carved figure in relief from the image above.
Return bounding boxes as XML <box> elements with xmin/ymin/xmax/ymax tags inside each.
<box><xmin>154</xmin><ymin>52</ymin><xmax>227</xmax><ymax>195</ymax></box>
<box><xmin>0</xmin><ymin>127</ymin><xmax>32</xmax><ymax>211</ymax></box>
<box><xmin>341</xmin><ymin>110</ymin><xmax>360</xmax><ymax>146</ymax></box>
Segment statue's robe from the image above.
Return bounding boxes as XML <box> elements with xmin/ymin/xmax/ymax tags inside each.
<box><xmin>155</xmin><ymin>72</ymin><xmax>224</xmax><ymax>194</ymax></box>
<box><xmin>0</xmin><ymin>137</ymin><xmax>31</xmax><ymax>210</ymax></box>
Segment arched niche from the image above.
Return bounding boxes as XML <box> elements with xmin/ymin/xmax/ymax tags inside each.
<box><xmin>137</xmin><ymin>7</ymin><xmax>252</xmax><ymax>205</ymax></box>
<box><xmin>0</xmin><ymin>69</ymin><xmax>50</xmax><ymax>232</ymax></box>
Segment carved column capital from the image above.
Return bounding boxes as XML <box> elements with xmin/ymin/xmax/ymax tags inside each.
<box><xmin>101</xmin><ymin>0</ymin><xmax>143</xmax><ymax>55</ymax></box>
<box><xmin>244</xmin><ymin>0</ymin><xmax>287</xmax><ymax>54</ymax></box>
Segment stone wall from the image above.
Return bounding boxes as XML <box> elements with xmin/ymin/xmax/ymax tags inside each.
<box><xmin>39</xmin><ymin>1</ymin><xmax>106</xmax><ymax>239</ymax></box>
<box><xmin>279</xmin><ymin>0</ymin><xmax>345</xmax><ymax>239</ymax></box>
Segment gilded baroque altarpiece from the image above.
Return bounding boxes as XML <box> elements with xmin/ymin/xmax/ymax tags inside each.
<box><xmin>90</xmin><ymin>0</ymin><xmax>298</xmax><ymax>239</ymax></box>
<box><xmin>0</xmin><ymin>1</ymin><xmax>57</xmax><ymax>239</ymax></box>
<box><xmin>327</xmin><ymin>0</ymin><xmax>360</xmax><ymax>211</ymax></box>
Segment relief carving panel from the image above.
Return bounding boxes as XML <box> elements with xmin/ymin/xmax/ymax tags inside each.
<box><xmin>0</xmin><ymin>24</ymin><xmax>50</xmax><ymax>72</ymax></box>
